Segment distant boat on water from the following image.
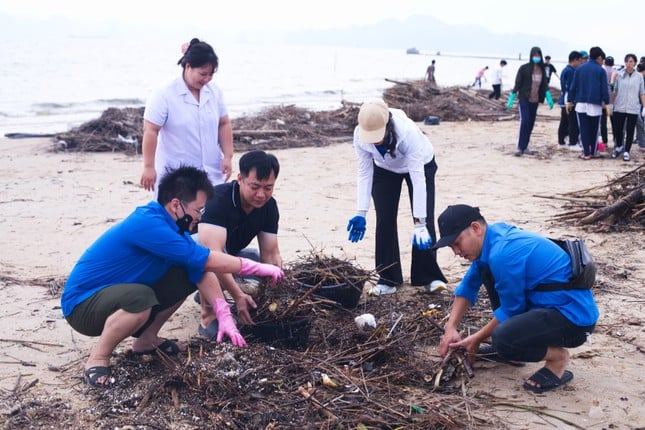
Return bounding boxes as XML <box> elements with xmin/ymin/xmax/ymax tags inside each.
<box><xmin>406</xmin><ymin>47</ymin><xmax>420</xmax><ymax>55</ymax></box>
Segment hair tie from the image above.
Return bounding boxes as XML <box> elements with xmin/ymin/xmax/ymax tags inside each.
<box><xmin>180</xmin><ymin>42</ymin><xmax>189</xmax><ymax>54</ymax></box>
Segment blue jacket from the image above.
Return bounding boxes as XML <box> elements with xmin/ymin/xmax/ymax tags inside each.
<box><xmin>61</xmin><ymin>201</ymin><xmax>210</xmax><ymax>316</ymax></box>
<box><xmin>454</xmin><ymin>223</ymin><xmax>599</xmax><ymax>327</ymax></box>
<box><xmin>568</xmin><ymin>60</ymin><xmax>610</xmax><ymax>106</ymax></box>
<box><xmin>558</xmin><ymin>64</ymin><xmax>576</xmax><ymax>106</ymax></box>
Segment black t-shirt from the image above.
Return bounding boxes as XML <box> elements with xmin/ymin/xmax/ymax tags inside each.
<box><xmin>545</xmin><ymin>64</ymin><xmax>557</xmax><ymax>81</ymax></box>
<box><xmin>200</xmin><ymin>181</ymin><xmax>279</xmax><ymax>256</ymax></box>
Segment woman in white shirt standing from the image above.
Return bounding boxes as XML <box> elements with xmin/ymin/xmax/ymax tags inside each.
<box><xmin>140</xmin><ymin>38</ymin><xmax>233</xmax><ymax>195</ymax></box>
<box><xmin>610</xmin><ymin>53</ymin><xmax>645</xmax><ymax>161</ymax></box>
<box><xmin>347</xmin><ymin>99</ymin><xmax>447</xmax><ymax>296</ymax></box>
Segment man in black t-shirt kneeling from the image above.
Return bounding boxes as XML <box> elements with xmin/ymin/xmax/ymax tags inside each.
<box><xmin>194</xmin><ymin>150</ymin><xmax>282</xmax><ymax>339</ymax></box>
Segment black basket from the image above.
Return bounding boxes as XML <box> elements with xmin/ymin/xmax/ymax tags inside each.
<box><xmin>297</xmin><ymin>281</ymin><xmax>364</xmax><ymax>309</ymax></box>
<box><xmin>242</xmin><ymin>317</ymin><xmax>312</xmax><ymax>350</ymax></box>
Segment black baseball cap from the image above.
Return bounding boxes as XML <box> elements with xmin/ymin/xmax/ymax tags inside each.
<box><xmin>434</xmin><ymin>204</ymin><xmax>484</xmax><ymax>249</ymax></box>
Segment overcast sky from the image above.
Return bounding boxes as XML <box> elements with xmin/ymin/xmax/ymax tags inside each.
<box><xmin>1</xmin><ymin>0</ymin><xmax>640</xmax><ymax>55</ymax></box>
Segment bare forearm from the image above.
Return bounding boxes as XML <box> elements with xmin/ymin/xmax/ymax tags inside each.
<box><xmin>219</xmin><ymin>118</ymin><xmax>233</xmax><ymax>160</ymax></box>
<box><xmin>445</xmin><ymin>296</ymin><xmax>471</xmax><ymax>332</ymax></box>
<box><xmin>218</xmin><ymin>272</ymin><xmax>245</xmax><ymax>300</ymax></box>
<box><xmin>205</xmin><ymin>251</ymin><xmax>242</xmax><ymax>274</ymax></box>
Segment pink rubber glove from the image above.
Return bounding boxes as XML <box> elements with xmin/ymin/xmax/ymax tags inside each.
<box><xmin>239</xmin><ymin>257</ymin><xmax>284</xmax><ymax>285</ymax></box>
<box><xmin>213</xmin><ymin>298</ymin><xmax>246</xmax><ymax>347</ymax></box>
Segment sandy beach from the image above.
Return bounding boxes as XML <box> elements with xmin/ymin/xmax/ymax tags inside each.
<box><xmin>1</xmin><ymin>109</ymin><xmax>644</xmax><ymax>428</ymax></box>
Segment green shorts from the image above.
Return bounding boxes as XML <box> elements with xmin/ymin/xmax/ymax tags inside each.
<box><xmin>65</xmin><ymin>266</ymin><xmax>197</xmax><ymax>337</ymax></box>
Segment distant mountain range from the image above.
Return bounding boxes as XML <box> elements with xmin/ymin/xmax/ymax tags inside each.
<box><xmin>0</xmin><ymin>13</ymin><xmax>570</xmax><ymax>59</ymax></box>
<box><xmin>283</xmin><ymin>15</ymin><xmax>570</xmax><ymax>59</ymax></box>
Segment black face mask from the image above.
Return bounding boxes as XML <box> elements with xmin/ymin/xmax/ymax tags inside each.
<box><xmin>176</xmin><ymin>214</ymin><xmax>193</xmax><ymax>234</ymax></box>
<box><xmin>175</xmin><ymin>202</ymin><xmax>193</xmax><ymax>234</ymax></box>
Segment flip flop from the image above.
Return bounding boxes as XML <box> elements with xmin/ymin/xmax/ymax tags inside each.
<box><xmin>133</xmin><ymin>339</ymin><xmax>181</xmax><ymax>356</ymax></box>
<box><xmin>477</xmin><ymin>345</ymin><xmax>525</xmax><ymax>367</ymax></box>
<box><xmin>198</xmin><ymin>320</ymin><xmax>219</xmax><ymax>340</ymax></box>
<box><xmin>84</xmin><ymin>365</ymin><xmax>113</xmax><ymax>388</ymax></box>
<box><xmin>523</xmin><ymin>367</ymin><xmax>574</xmax><ymax>393</ymax></box>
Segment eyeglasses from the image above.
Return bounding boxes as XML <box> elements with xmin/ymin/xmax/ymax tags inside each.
<box><xmin>180</xmin><ymin>201</ymin><xmax>206</xmax><ymax>217</ymax></box>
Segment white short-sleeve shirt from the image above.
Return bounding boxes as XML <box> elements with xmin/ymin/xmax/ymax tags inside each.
<box><xmin>144</xmin><ymin>76</ymin><xmax>229</xmax><ymax>187</ymax></box>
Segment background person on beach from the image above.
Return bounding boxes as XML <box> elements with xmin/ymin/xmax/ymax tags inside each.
<box><xmin>609</xmin><ymin>53</ymin><xmax>645</xmax><ymax>162</ymax></box>
<box><xmin>434</xmin><ymin>204</ymin><xmax>598</xmax><ymax>394</ymax></box>
<box><xmin>544</xmin><ymin>55</ymin><xmax>559</xmax><ymax>84</ymax></box>
<box><xmin>567</xmin><ymin>47</ymin><xmax>610</xmax><ymax>160</ymax></box>
<box><xmin>346</xmin><ymin>99</ymin><xmax>447</xmax><ymax>296</ymax></box>
<box><xmin>558</xmin><ymin>51</ymin><xmax>583</xmax><ymax>146</ymax></box>
<box><xmin>471</xmin><ymin>66</ymin><xmax>488</xmax><ymax>88</ymax></box>
<box><xmin>140</xmin><ymin>38</ymin><xmax>234</xmax><ymax>197</ymax></box>
<box><xmin>61</xmin><ymin>166</ymin><xmax>284</xmax><ymax>388</ymax></box>
<box><xmin>488</xmin><ymin>60</ymin><xmax>507</xmax><ymax>100</ymax></box>
<box><xmin>507</xmin><ymin>46</ymin><xmax>554</xmax><ymax>156</ymax></box>
<box><xmin>425</xmin><ymin>60</ymin><xmax>436</xmax><ymax>86</ymax></box>
<box><xmin>193</xmin><ymin>150</ymin><xmax>283</xmax><ymax>337</ymax></box>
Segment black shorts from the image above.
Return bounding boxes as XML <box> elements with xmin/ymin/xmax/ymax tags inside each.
<box><xmin>65</xmin><ymin>266</ymin><xmax>197</xmax><ymax>337</ymax></box>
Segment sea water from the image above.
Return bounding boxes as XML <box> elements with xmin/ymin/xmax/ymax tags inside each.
<box><xmin>0</xmin><ymin>34</ymin><xmax>565</xmax><ymax>136</ymax></box>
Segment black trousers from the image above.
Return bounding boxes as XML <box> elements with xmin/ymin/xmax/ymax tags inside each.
<box><xmin>600</xmin><ymin>106</ymin><xmax>612</xmax><ymax>144</ymax></box>
<box><xmin>488</xmin><ymin>84</ymin><xmax>501</xmax><ymax>100</ymax></box>
<box><xmin>612</xmin><ymin>111</ymin><xmax>638</xmax><ymax>152</ymax></box>
<box><xmin>372</xmin><ymin>159</ymin><xmax>446</xmax><ymax>287</ymax></box>
<box><xmin>558</xmin><ymin>107</ymin><xmax>579</xmax><ymax>145</ymax></box>
<box><xmin>479</xmin><ymin>264</ymin><xmax>594</xmax><ymax>362</ymax></box>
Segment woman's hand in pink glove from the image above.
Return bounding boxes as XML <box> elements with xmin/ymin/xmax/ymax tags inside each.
<box><xmin>213</xmin><ymin>298</ymin><xmax>247</xmax><ymax>347</ymax></box>
<box><xmin>239</xmin><ymin>257</ymin><xmax>284</xmax><ymax>285</ymax></box>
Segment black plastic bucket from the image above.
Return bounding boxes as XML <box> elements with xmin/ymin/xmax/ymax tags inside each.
<box><xmin>242</xmin><ymin>317</ymin><xmax>312</xmax><ymax>350</ymax></box>
<box><xmin>297</xmin><ymin>281</ymin><xmax>363</xmax><ymax>309</ymax></box>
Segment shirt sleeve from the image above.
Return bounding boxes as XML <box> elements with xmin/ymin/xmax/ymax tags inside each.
<box><xmin>143</xmin><ymin>87</ymin><xmax>168</xmax><ymax>127</ymax></box>
<box><xmin>353</xmin><ymin>127</ymin><xmax>375</xmax><ymax>213</ymax></box>
<box><xmin>397</xmin><ymin>123</ymin><xmax>428</xmax><ymax>218</ymax></box>
<box><xmin>126</xmin><ymin>213</ymin><xmax>209</xmax><ymax>284</ymax></box>
<box><xmin>454</xmin><ymin>263</ymin><xmax>483</xmax><ymax>305</ymax></box>
<box><xmin>262</xmin><ymin>199</ymin><xmax>279</xmax><ymax>234</ymax></box>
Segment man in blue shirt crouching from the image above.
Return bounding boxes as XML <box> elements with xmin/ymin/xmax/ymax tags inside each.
<box><xmin>62</xmin><ymin>166</ymin><xmax>283</xmax><ymax>389</ymax></box>
<box><xmin>434</xmin><ymin>204</ymin><xmax>598</xmax><ymax>394</ymax></box>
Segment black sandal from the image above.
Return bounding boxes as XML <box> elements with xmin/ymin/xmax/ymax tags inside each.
<box><xmin>84</xmin><ymin>366</ymin><xmax>113</xmax><ymax>388</ymax></box>
<box><xmin>133</xmin><ymin>339</ymin><xmax>181</xmax><ymax>356</ymax></box>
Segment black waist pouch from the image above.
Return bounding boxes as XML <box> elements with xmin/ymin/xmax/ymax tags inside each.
<box><xmin>535</xmin><ymin>239</ymin><xmax>596</xmax><ymax>292</ymax></box>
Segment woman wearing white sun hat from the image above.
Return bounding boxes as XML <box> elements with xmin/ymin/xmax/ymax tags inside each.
<box><xmin>346</xmin><ymin>99</ymin><xmax>447</xmax><ymax>296</ymax></box>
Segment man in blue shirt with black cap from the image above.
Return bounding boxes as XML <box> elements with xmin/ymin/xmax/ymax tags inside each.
<box><xmin>434</xmin><ymin>204</ymin><xmax>598</xmax><ymax>393</ymax></box>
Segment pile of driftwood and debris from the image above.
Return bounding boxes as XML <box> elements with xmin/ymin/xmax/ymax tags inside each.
<box><xmin>49</xmin><ymin>79</ymin><xmax>553</xmax><ymax>154</ymax></box>
<box><xmin>2</xmin><ymin>254</ymin><xmax>505</xmax><ymax>429</ymax></box>
<box><xmin>546</xmin><ymin>163</ymin><xmax>645</xmax><ymax>231</ymax></box>
<box><xmin>54</xmin><ymin>107</ymin><xmax>144</xmax><ymax>153</ymax></box>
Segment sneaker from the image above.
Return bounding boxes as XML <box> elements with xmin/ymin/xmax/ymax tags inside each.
<box><xmin>623</xmin><ymin>152</ymin><xmax>631</xmax><ymax>161</ymax></box>
<box><xmin>426</xmin><ymin>280</ymin><xmax>447</xmax><ymax>293</ymax></box>
<box><xmin>611</xmin><ymin>146</ymin><xmax>624</xmax><ymax>158</ymax></box>
<box><xmin>514</xmin><ymin>149</ymin><xmax>523</xmax><ymax>157</ymax></box>
<box><xmin>368</xmin><ymin>284</ymin><xmax>397</xmax><ymax>296</ymax></box>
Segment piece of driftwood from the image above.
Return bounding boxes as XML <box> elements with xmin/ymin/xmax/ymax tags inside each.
<box><xmin>579</xmin><ymin>187</ymin><xmax>643</xmax><ymax>225</ymax></box>
<box><xmin>548</xmin><ymin>163</ymin><xmax>645</xmax><ymax>231</ymax></box>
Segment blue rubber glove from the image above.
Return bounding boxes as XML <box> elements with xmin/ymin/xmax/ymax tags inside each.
<box><xmin>506</xmin><ymin>92</ymin><xmax>517</xmax><ymax>110</ymax></box>
<box><xmin>545</xmin><ymin>90</ymin><xmax>554</xmax><ymax>109</ymax></box>
<box><xmin>412</xmin><ymin>224</ymin><xmax>432</xmax><ymax>250</ymax></box>
<box><xmin>347</xmin><ymin>215</ymin><xmax>366</xmax><ymax>242</ymax></box>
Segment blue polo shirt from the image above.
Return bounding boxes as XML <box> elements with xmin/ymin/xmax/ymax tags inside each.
<box><xmin>455</xmin><ymin>223</ymin><xmax>599</xmax><ymax>326</ymax></box>
<box><xmin>61</xmin><ymin>201</ymin><xmax>210</xmax><ymax>317</ymax></box>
